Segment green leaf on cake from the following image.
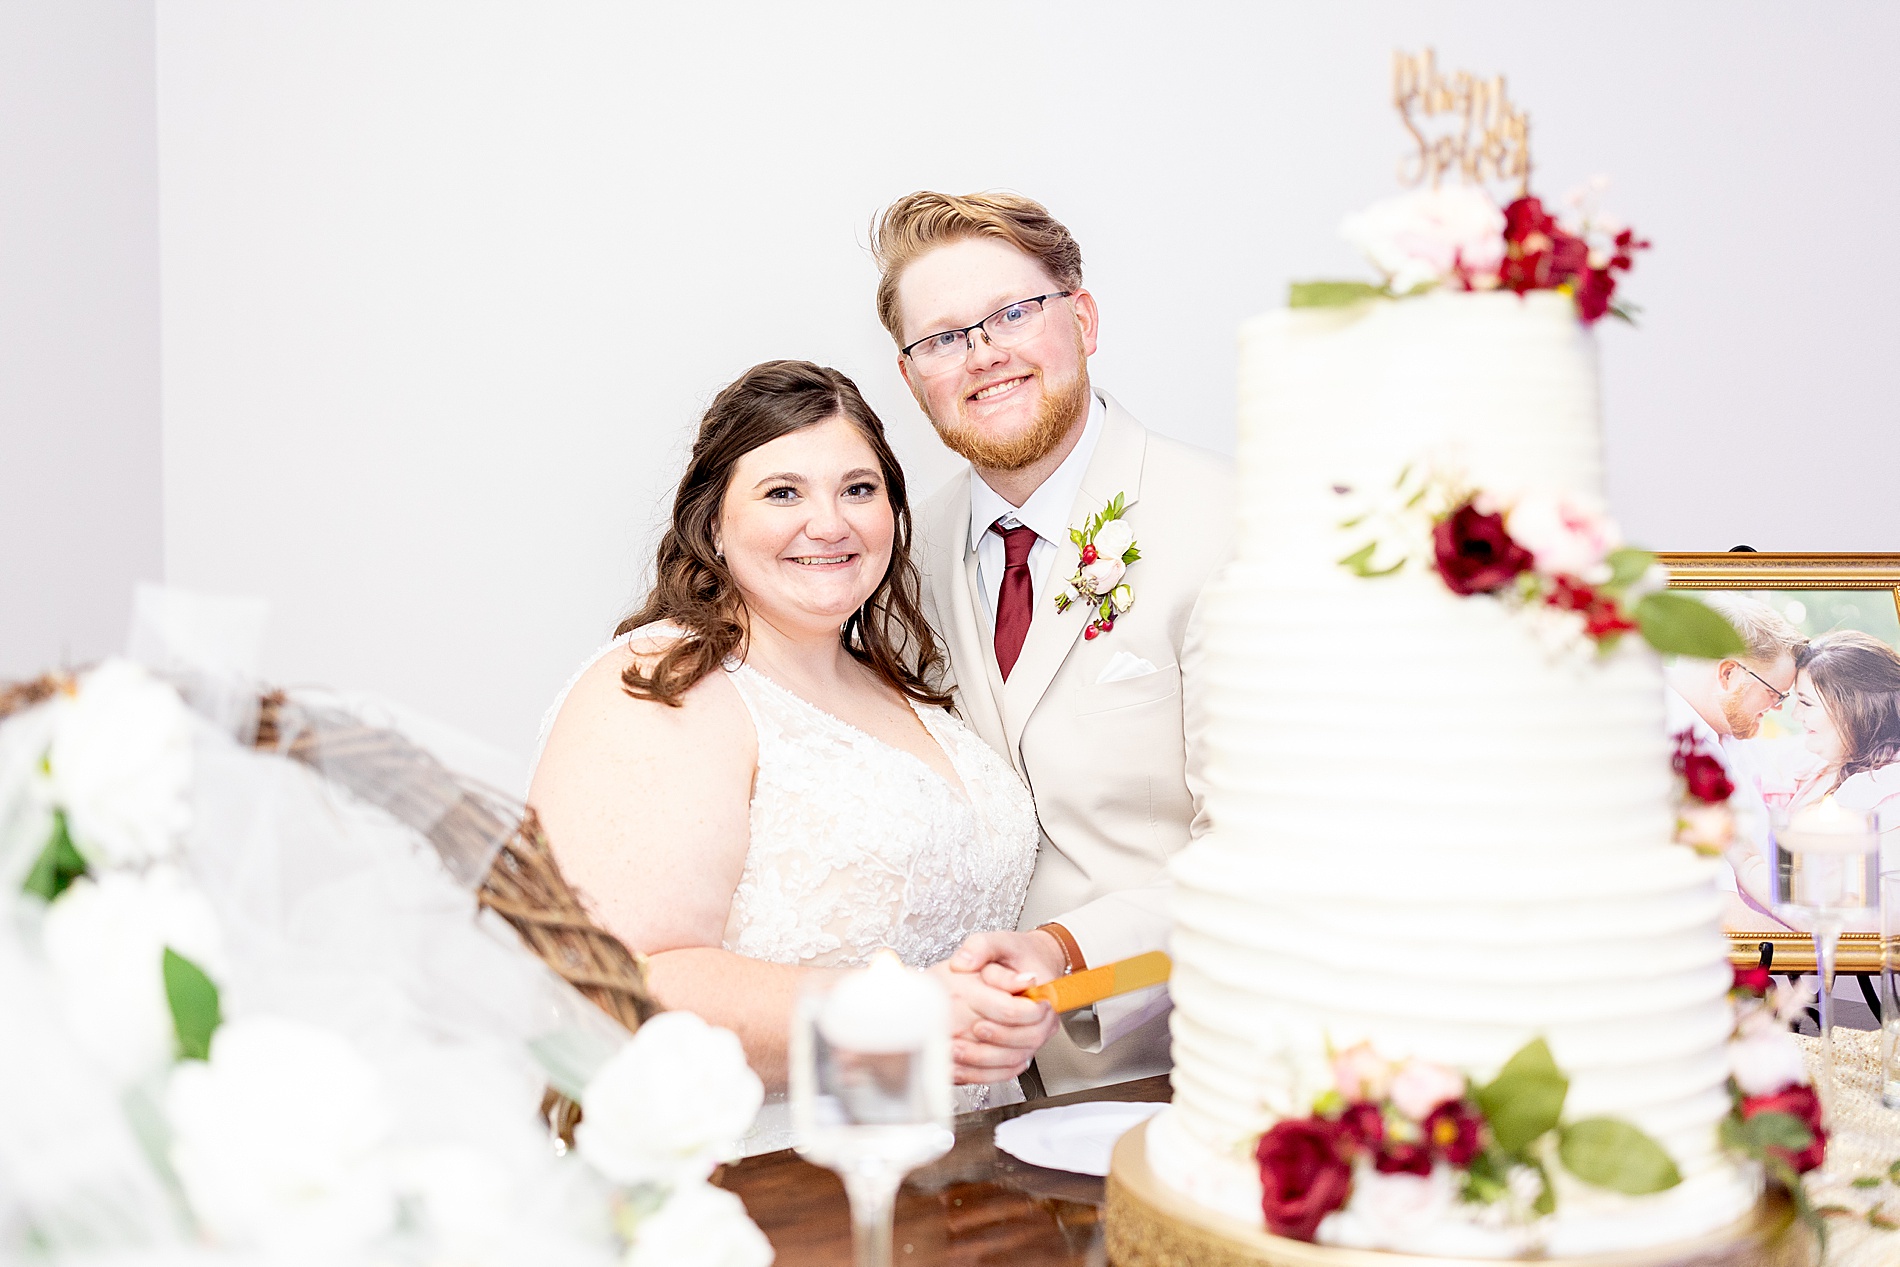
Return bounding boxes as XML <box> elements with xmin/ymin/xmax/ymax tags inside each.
<box><xmin>1288</xmin><ymin>280</ymin><xmax>1389</xmax><ymax>308</ymax></box>
<box><xmin>1602</xmin><ymin>547</ymin><xmax>1656</xmax><ymax>593</ymax></box>
<box><xmin>1557</xmin><ymin>1117</ymin><xmax>1682</xmax><ymax>1193</ymax></box>
<box><xmin>1741</xmin><ymin>1110</ymin><xmax>1815</xmax><ymax>1154</ymax></box>
<box><xmin>1529</xmin><ymin>1160</ymin><xmax>1557</xmax><ymax>1217</ymax></box>
<box><xmin>1338</xmin><ymin>542</ymin><xmax>1403</xmax><ymax>579</ymax></box>
<box><xmin>1854</xmin><ymin>1176</ymin><xmax>1883</xmax><ymax>1190</ymax></box>
<box><xmin>1633</xmin><ymin>591</ymin><xmax>1747</xmax><ymax>659</ymax></box>
<box><xmin>22</xmin><ymin>810</ymin><xmax>87</xmax><ymax>902</ymax></box>
<box><xmin>164</xmin><ymin>947</ymin><xmax>223</xmax><ymax>1062</ymax></box>
<box><xmin>1475</xmin><ymin>1039</ymin><xmax>1568</xmax><ymax>1155</ymax></box>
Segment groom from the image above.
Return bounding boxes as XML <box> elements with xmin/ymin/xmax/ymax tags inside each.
<box><xmin>871</xmin><ymin>191</ymin><xmax>1234</xmax><ymax>1095</ymax></box>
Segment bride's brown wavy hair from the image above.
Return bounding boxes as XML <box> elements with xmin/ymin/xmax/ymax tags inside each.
<box><xmin>615</xmin><ymin>360</ymin><xmax>951</xmax><ymax>709</ymax></box>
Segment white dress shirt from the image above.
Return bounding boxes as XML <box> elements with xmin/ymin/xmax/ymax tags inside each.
<box><xmin>966</xmin><ymin>394</ymin><xmax>1107</xmax><ymax>630</ymax></box>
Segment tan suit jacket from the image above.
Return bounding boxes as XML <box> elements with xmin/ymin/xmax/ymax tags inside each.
<box><xmin>917</xmin><ymin>391</ymin><xmax>1235</xmax><ymax>1094</ymax></box>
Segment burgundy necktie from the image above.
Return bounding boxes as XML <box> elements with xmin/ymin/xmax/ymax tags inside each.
<box><xmin>990</xmin><ymin>520</ymin><xmax>1037</xmax><ymax>680</ymax></box>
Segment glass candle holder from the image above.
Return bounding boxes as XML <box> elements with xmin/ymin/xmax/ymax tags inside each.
<box><xmin>1776</xmin><ymin>796</ymin><xmax>1880</xmax><ymax>1113</ymax></box>
<box><xmin>789</xmin><ymin>950</ymin><xmax>953</xmax><ymax>1267</ymax></box>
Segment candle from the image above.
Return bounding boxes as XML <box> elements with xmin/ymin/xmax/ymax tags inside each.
<box><xmin>1784</xmin><ymin>796</ymin><xmax>1878</xmax><ymax>854</ymax></box>
<box><xmin>818</xmin><ymin>949</ymin><xmax>948</xmax><ymax>1054</ymax></box>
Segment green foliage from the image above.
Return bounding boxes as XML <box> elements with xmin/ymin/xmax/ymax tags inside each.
<box><xmin>1459</xmin><ymin>1147</ymin><xmax>1510</xmax><ymax>1205</ymax></box>
<box><xmin>1338</xmin><ymin>542</ymin><xmax>1403</xmax><ymax>579</ymax></box>
<box><xmin>163</xmin><ymin>948</ymin><xmax>222</xmax><ymax>1061</ymax></box>
<box><xmin>1557</xmin><ymin>1118</ymin><xmax>1682</xmax><ymax>1194</ymax></box>
<box><xmin>1734</xmin><ymin>1109</ymin><xmax>1815</xmax><ymax>1155</ymax></box>
<box><xmin>1890</xmin><ymin>1157</ymin><xmax>1900</xmax><ymax>1184</ymax></box>
<box><xmin>1634</xmin><ymin>591</ymin><xmax>1747</xmax><ymax>659</ymax></box>
<box><xmin>1529</xmin><ymin>1160</ymin><xmax>1557</xmax><ymax>1217</ymax></box>
<box><xmin>1288</xmin><ymin>280</ymin><xmax>1389</xmax><ymax>308</ymax></box>
<box><xmin>21</xmin><ymin>811</ymin><xmax>86</xmax><ymax>902</ymax></box>
<box><xmin>1854</xmin><ymin>1176</ymin><xmax>1883</xmax><ymax>1190</ymax></box>
<box><xmin>1602</xmin><ymin>547</ymin><xmax>1655</xmax><ymax>594</ymax></box>
<box><xmin>1475</xmin><ymin>1039</ymin><xmax>1569</xmax><ymax>1156</ymax></box>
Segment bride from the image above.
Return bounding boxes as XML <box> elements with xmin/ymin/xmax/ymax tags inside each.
<box><xmin>528</xmin><ymin>360</ymin><xmax>1056</xmax><ymax>1146</ymax></box>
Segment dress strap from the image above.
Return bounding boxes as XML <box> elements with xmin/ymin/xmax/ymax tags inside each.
<box><xmin>528</xmin><ymin>620</ymin><xmax>692</xmax><ymax>780</ymax></box>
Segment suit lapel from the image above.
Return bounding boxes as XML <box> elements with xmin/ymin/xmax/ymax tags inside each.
<box><xmin>999</xmin><ymin>393</ymin><xmax>1150</xmax><ymax>754</ymax></box>
<box><xmin>930</xmin><ymin>474</ymin><xmax>1007</xmax><ymax>755</ymax></box>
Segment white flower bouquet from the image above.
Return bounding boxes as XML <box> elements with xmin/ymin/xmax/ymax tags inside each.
<box><xmin>0</xmin><ymin>646</ymin><xmax>771</xmax><ymax>1267</ymax></box>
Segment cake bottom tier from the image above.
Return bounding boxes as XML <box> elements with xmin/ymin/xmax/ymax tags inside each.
<box><xmin>1111</xmin><ymin>1118</ymin><xmax>1799</xmax><ymax>1266</ymax></box>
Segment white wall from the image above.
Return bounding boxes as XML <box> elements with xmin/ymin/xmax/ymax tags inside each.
<box><xmin>154</xmin><ymin>2</ymin><xmax>1900</xmax><ymax>755</ymax></box>
<box><xmin>1</xmin><ymin>1</ymin><xmax>162</xmax><ymax>678</ymax></box>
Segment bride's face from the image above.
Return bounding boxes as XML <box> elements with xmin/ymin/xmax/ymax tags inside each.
<box><xmin>1792</xmin><ymin>669</ymin><xmax>1847</xmax><ymax>767</ymax></box>
<box><xmin>718</xmin><ymin>416</ymin><xmax>895</xmax><ymax>636</ymax></box>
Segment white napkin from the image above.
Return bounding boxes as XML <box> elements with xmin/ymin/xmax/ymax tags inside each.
<box><xmin>1095</xmin><ymin>651</ymin><xmax>1158</xmax><ymax>684</ymax></box>
<box><xmin>992</xmin><ymin>1101</ymin><xmax>1167</xmax><ymax>1176</ymax></box>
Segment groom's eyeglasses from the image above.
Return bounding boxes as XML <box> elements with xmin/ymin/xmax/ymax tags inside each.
<box><xmin>900</xmin><ymin>292</ymin><xmax>1073</xmax><ymax>376</ymax></box>
<box><xmin>1734</xmin><ymin>662</ymin><xmax>1790</xmax><ymax>708</ymax></box>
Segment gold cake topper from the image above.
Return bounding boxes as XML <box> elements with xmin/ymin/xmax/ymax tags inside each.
<box><xmin>1393</xmin><ymin>49</ymin><xmax>1532</xmax><ymax>195</ymax></box>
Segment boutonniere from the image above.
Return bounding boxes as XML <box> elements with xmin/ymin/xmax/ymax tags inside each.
<box><xmin>1055</xmin><ymin>493</ymin><xmax>1139</xmax><ymax>640</ymax></box>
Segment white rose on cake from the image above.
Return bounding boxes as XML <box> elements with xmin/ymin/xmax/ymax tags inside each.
<box><xmin>1318</xmin><ymin>1163</ymin><xmax>1457</xmax><ymax>1250</ymax></box>
<box><xmin>625</xmin><ymin>1181</ymin><xmax>773</xmax><ymax>1267</ymax></box>
<box><xmin>1339</xmin><ymin>187</ymin><xmax>1507</xmax><ymax>293</ymax></box>
<box><xmin>41</xmin><ymin>865</ymin><xmax>225</xmax><ymax>1084</ymax></box>
<box><xmin>166</xmin><ymin>1015</ymin><xmax>398</xmax><ymax>1252</ymax></box>
<box><xmin>1728</xmin><ymin>1028</ymin><xmax>1808</xmax><ymax>1097</ymax></box>
<box><xmin>47</xmin><ymin>659</ymin><xmax>195</xmax><ymax>869</ymax></box>
<box><xmin>578</xmin><ymin>1010</ymin><xmax>764</xmax><ymax>1189</ymax></box>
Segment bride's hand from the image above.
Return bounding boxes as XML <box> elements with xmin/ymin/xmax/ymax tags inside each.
<box><xmin>928</xmin><ymin>949</ymin><xmax>1060</xmax><ymax>1085</ymax></box>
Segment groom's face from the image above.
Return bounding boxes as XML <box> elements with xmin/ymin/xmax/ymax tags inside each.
<box><xmin>893</xmin><ymin>237</ymin><xmax>1098</xmax><ymax>470</ymax></box>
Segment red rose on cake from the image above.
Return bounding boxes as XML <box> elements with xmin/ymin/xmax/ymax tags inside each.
<box><xmin>1431</xmin><ymin>501</ymin><xmax>1534</xmax><ymax>595</ymax></box>
<box><xmin>1255</xmin><ymin>1118</ymin><xmax>1354</xmax><ymax>1240</ymax></box>
<box><xmin>1738</xmin><ymin>1084</ymin><xmax>1826</xmax><ymax>1174</ymax></box>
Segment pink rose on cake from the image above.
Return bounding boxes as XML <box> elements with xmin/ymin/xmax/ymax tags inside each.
<box><xmin>1501</xmin><ymin>490</ymin><xmax>1620</xmax><ymax>583</ymax></box>
<box><xmin>1340</xmin><ymin>187</ymin><xmax>1507</xmax><ymax>293</ymax></box>
<box><xmin>1331</xmin><ymin>1042</ymin><xmax>1392</xmax><ymax>1102</ymax></box>
<box><xmin>1388</xmin><ymin>1058</ymin><xmax>1465</xmax><ymax>1121</ymax></box>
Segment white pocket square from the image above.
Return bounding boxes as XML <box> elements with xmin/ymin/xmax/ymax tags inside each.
<box><xmin>1095</xmin><ymin>651</ymin><xmax>1159</xmax><ymax>684</ymax></box>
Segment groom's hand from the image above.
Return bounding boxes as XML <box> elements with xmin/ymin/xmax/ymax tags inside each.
<box><xmin>930</xmin><ymin>931</ymin><xmax>1067</xmax><ymax>1085</ymax></box>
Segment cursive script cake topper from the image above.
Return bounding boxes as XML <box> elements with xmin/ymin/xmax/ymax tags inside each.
<box><xmin>1393</xmin><ymin>48</ymin><xmax>1532</xmax><ymax>195</ymax></box>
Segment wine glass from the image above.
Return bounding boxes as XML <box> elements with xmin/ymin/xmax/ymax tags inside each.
<box><xmin>1775</xmin><ymin>797</ymin><xmax>1880</xmax><ymax>1111</ymax></box>
<box><xmin>790</xmin><ymin>950</ymin><xmax>954</xmax><ymax>1267</ymax></box>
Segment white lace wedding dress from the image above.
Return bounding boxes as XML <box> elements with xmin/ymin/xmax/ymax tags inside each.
<box><xmin>534</xmin><ymin>628</ymin><xmax>1040</xmax><ymax>1153</ymax></box>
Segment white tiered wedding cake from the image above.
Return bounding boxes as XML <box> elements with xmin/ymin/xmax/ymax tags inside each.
<box><xmin>1144</xmin><ymin>287</ymin><xmax>1763</xmax><ymax>1256</ymax></box>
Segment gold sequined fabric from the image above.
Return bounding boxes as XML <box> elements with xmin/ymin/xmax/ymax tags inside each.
<box><xmin>1797</xmin><ymin>1029</ymin><xmax>1900</xmax><ymax>1265</ymax></box>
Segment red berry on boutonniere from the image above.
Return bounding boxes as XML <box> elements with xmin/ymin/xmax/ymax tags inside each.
<box><xmin>1081</xmin><ymin>543</ymin><xmax>1098</xmax><ymax>565</ymax></box>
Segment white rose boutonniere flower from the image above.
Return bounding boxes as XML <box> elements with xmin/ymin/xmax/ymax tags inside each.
<box><xmin>578</xmin><ymin>1010</ymin><xmax>765</xmax><ymax>1189</ymax></box>
<box><xmin>1055</xmin><ymin>493</ymin><xmax>1140</xmax><ymax>641</ymax></box>
<box><xmin>48</xmin><ymin>658</ymin><xmax>195</xmax><ymax>870</ymax></box>
<box><xmin>42</xmin><ymin>865</ymin><xmax>225</xmax><ymax>1083</ymax></box>
<box><xmin>166</xmin><ymin>1015</ymin><xmax>398</xmax><ymax>1252</ymax></box>
<box><xmin>624</xmin><ymin>1181</ymin><xmax>773</xmax><ymax>1267</ymax></box>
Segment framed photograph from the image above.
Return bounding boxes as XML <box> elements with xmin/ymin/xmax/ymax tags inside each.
<box><xmin>1657</xmin><ymin>553</ymin><xmax>1900</xmax><ymax>972</ymax></box>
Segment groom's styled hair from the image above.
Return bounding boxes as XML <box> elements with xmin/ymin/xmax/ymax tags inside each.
<box><xmin>871</xmin><ymin>191</ymin><xmax>1084</xmax><ymax>341</ymax></box>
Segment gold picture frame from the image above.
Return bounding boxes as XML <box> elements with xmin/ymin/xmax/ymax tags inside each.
<box><xmin>1657</xmin><ymin>552</ymin><xmax>1900</xmax><ymax>973</ymax></box>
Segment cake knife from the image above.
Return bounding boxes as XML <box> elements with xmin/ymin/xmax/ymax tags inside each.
<box><xmin>1018</xmin><ymin>950</ymin><xmax>1172</xmax><ymax>1013</ymax></box>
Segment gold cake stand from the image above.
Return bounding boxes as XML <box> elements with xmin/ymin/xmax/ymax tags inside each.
<box><xmin>1105</xmin><ymin>1122</ymin><xmax>1809</xmax><ymax>1267</ymax></box>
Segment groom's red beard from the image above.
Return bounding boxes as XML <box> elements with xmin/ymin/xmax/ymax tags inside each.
<box><xmin>932</xmin><ymin>355</ymin><xmax>1092</xmax><ymax>472</ymax></box>
<box><xmin>1722</xmin><ymin>686</ymin><xmax>1767</xmax><ymax>739</ymax></box>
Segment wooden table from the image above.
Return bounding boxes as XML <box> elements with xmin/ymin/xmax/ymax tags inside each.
<box><xmin>718</xmin><ymin>1075</ymin><xmax>1171</xmax><ymax>1265</ymax></box>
